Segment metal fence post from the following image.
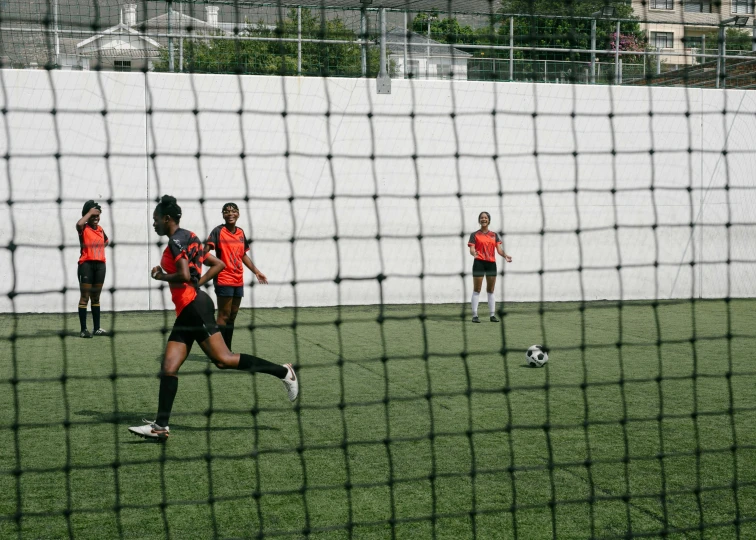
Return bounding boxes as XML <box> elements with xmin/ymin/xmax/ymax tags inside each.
<box><xmin>168</xmin><ymin>2</ymin><xmax>174</xmax><ymax>72</ymax></box>
<box><xmin>404</xmin><ymin>11</ymin><xmax>408</xmax><ymax>79</ymax></box>
<box><xmin>377</xmin><ymin>8</ymin><xmax>390</xmax><ymax>93</ymax></box>
<box><xmin>509</xmin><ymin>16</ymin><xmax>514</xmax><ymax>81</ymax></box>
<box><xmin>590</xmin><ymin>19</ymin><xmax>596</xmax><ymax>84</ymax></box>
<box><xmin>614</xmin><ymin>20</ymin><xmax>620</xmax><ymax>85</ymax></box>
<box><xmin>298</xmin><ymin>6</ymin><xmax>302</xmax><ymax>75</ymax></box>
<box><xmin>360</xmin><ymin>7</ymin><xmax>366</xmax><ymax>77</ymax></box>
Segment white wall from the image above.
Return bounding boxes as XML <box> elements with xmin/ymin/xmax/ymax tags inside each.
<box><xmin>1</xmin><ymin>69</ymin><xmax>755</xmax><ymax>313</ymax></box>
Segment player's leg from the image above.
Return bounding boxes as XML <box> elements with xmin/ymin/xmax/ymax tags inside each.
<box><xmin>77</xmin><ymin>263</ymin><xmax>93</xmax><ymax>337</ymax></box>
<box><xmin>91</xmin><ymin>262</ymin><xmax>108</xmax><ymax>335</ymax></box>
<box><xmin>128</xmin><ymin>333</ymin><xmax>191</xmax><ymax>440</ymax></box>
<box><xmin>215</xmin><ymin>290</ymin><xmax>233</xmax><ymax>349</ymax></box>
<box><xmin>471</xmin><ymin>261</ymin><xmax>484</xmax><ymax>323</ymax></box>
<box><xmin>223</xmin><ymin>294</ymin><xmax>243</xmax><ymax>350</ymax></box>
<box><xmin>486</xmin><ymin>272</ymin><xmax>499</xmax><ymax>322</ymax></box>
<box><xmin>199</xmin><ymin>333</ymin><xmax>299</xmax><ymax>401</ymax></box>
<box><xmin>196</xmin><ymin>288</ymin><xmax>297</xmax><ymax>400</ymax></box>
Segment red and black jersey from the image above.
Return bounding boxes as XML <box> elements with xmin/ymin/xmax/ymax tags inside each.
<box><xmin>206</xmin><ymin>225</ymin><xmax>249</xmax><ymax>287</ymax></box>
<box><xmin>468</xmin><ymin>230</ymin><xmax>502</xmax><ymax>263</ymax></box>
<box><xmin>161</xmin><ymin>228</ymin><xmax>204</xmax><ymax>315</ymax></box>
<box><xmin>78</xmin><ymin>224</ymin><xmax>108</xmax><ymax>264</ymax></box>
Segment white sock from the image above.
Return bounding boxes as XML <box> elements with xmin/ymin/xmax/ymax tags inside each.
<box><xmin>471</xmin><ymin>292</ymin><xmax>480</xmax><ymax>317</ymax></box>
<box><xmin>488</xmin><ymin>293</ymin><xmax>496</xmax><ymax>317</ymax></box>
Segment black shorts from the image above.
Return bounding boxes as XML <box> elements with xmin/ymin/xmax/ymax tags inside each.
<box><xmin>168</xmin><ymin>290</ymin><xmax>220</xmax><ymax>348</ymax></box>
<box><xmin>472</xmin><ymin>259</ymin><xmax>497</xmax><ymax>277</ymax></box>
<box><xmin>78</xmin><ymin>261</ymin><xmax>106</xmax><ymax>285</ymax></box>
<box><xmin>214</xmin><ymin>285</ymin><xmax>244</xmax><ymax>298</ymax></box>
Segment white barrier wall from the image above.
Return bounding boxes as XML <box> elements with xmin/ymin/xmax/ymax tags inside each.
<box><xmin>1</xmin><ymin>70</ymin><xmax>756</xmax><ymax>313</ymax></box>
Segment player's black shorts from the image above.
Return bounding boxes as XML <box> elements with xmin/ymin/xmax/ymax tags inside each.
<box><xmin>78</xmin><ymin>261</ymin><xmax>106</xmax><ymax>285</ymax></box>
<box><xmin>168</xmin><ymin>290</ymin><xmax>220</xmax><ymax>348</ymax></box>
<box><xmin>214</xmin><ymin>285</ymin><xmax>244</xmax><ymax>298</ymax></box>
<box><xmin>472</xmin><ymin>259</ymin><xmax>497</xmax><ymax>277</ymax></box>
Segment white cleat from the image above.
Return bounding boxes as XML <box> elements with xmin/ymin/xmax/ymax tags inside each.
<box><xmin>281</xmin><ymin>363</ymin><xmax>299</xmax><ymax>401</ymax></box>
<box><xmin>128</xmin><ymin>419</ymin><xmax>170</xmax><ymax>441</ymax></box>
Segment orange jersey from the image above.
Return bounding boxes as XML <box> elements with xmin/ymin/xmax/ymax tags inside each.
<box><xmin>161</xmin><ymin>228</ymin><xmax>204</xmax><ymax>315</ymax></box>
<box><xmin>468</xmin><ymin>230</ymin><xmax>501</xmax><ymax>263</ymax></box>
<box><xmin>78</xmin><ymin>225</ymin><xmax>108</xmax><ymax>264</ymax></box>
<box><xmin>206</xmin><ymin>225</ymin><xmax>249</xmax><ymax>287</ymax></box>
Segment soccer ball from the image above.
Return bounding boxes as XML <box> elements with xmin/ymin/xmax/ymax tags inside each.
<box><xmin>526</xmin><ymin>345</ymin><xmax>548</xmax><ymax>367</ymax></box>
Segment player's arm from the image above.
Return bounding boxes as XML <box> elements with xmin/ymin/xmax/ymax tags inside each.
<box><xmin>104</xmin><ymin>231</ymin><xmax>110</xmax><ymax>247</ymax></box>
<box><xmin>242</xmin><ymin>254</ymin><xmax>268</xmax><ymax>284</ymax></box>
<box><xmin>76</xmin><ymin>207</ymin><xmax>100</xmax><ymax>232</ymax></box>
<box><xmin>152</xmin><ymin>257</ymin><xmax>191</xmax><ymax>284</ymax></box>
<box><xmin>496</xmin><ymin>244</ymin><xmax>512</xmax><ymax>263</ymax></box>
<box><xmin>468</xmin><ymin>244</ymin><xmax>478</xmax><ymax>258</ymax></box>
<box><xmin>198</xmin><ymin>253</ymin><xmax>225</xmax><ymax>287</ymax></box>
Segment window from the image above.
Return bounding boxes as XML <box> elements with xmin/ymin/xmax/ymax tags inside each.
<box><xmin>682</xmin><ymin>35</ymin><xmax>703</xmax><ymax>49</ymax></box>
<box><xmin>651</xmin><ymin>32</ymin><xmax>675</xmax><ymax>48</ymax></box>
<box><xmin>651</xmin><ymin>0</ymin><xmax>674</xmax><ymax>9</ymax></box>
<box><xmin>732</xmin><ymin>0</ymin><xmax>755</xmax><ymax>14</ymax></box>
<box><xmin>683</xmin><ymin>0</ymin><xmax>711</xmax><ymax>12</ymax></box>
<box><xmin>114</xmin><ymin>60</ymin><xmax>131</xmax><ymax>72</ymax></box>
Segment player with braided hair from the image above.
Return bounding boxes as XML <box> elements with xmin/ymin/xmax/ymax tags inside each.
<box><xmin>128</xmin><ymin>195</ymin><xmax>298</xmax><ymax>441</ymax></box>
<box><xmin>75</xmin><ymin>200</ymin><xmax>109</xmax><ymax>338</ymax></box>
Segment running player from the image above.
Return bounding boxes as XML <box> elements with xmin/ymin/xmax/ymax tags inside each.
<box><xmin>76</xmin><ymin>200</ymin><xmax>109</xmax><ymax>338</ymax></box>
<box><xmin>468</xmin><ymin>211</ymin><xmax>512</xmax><ymax>323</ymax></box>
<box><xmin>204</xmin><ymin>202</ymin><xmax>268</xmax><ymax>350</ymax></box>
<box><xmin>128</xmin><ymin>195</ymin><xmax>297</xmax><ymax>441</ymax></box>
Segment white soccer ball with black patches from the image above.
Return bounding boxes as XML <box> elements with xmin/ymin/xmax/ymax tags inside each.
<box><xmin>526</xmin><ymin>345</ymin><xmax>548</xmax><ymax>367</ymax></box>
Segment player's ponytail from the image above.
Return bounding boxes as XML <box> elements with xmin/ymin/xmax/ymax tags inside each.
<box><xmin>155</xmin><ymin>195</ymin><xmax>182</xmax><ymax>223</ymax></box>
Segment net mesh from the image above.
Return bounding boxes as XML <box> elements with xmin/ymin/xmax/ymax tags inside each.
<box><xmin>2</xmin><ymin>0</ymin><xmax>756</xmax><ymax>538</ymax></box>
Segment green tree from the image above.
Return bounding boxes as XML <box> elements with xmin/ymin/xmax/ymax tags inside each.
<box><xmin>154</xmin><ymin>9</ymin><xmax>393</xmax><ymax>78</ymax></box>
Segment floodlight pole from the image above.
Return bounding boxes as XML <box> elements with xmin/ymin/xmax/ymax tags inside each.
<box><xmin>590</xmin><ymin>19</ymin><xmax>596</xmax><ymax>84</ymax></box>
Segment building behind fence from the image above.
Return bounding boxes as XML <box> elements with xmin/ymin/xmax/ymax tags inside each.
<box><xmin>1</xmin><ymin>1</ymin><xmax>755</xmax><ymax>86</ymax></box>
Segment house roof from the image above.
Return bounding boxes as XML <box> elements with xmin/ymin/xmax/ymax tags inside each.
<box><xmin>76</xmin><ymin>22</ymin><xmax>161</xmax><ymax>50</ymax></box>
<box><xmin>386</xmin><ymin>29</ymin><xmax>473</xmax><ymax>58</ymax></box>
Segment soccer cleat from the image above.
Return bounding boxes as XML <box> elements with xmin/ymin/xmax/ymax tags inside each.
<box><xmin>281</xmin><ymin>363</ymin><xmax>299</xmax><ymax>401</ymax></box>
<box><xmin>472</xmin><ymin>316</ymin><xmax>480</xmax><ymax>323</ymax></box>
<box><xmin>128</xmin><ymin>419</ymin><xmax>170</xmax><ymax>440</ymax></box>
<box><xmin>80</xmin><ymin>330</ymin><xmax>93</xmax><ymax>338</ymax></box>
<box><xmin>490</xmin><ymin>316</ymin><xmax>500</xmax><ymax>323</ymax></box>
<box><xmin>93</xmin><ymin>328</ymin><xmax>110</xmax><ymax>336</ymax></box>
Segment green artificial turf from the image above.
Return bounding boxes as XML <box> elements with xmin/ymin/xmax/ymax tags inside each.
<box><xmin>1</xmin><ymin>299</ymin><xmax>755</xmax><ymax>539</ymax></box>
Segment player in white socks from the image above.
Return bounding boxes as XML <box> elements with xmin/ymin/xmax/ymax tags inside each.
<box><xmin>467</xmin><ymin>211</ymin><xmax>512</xmax><ymax>323</ymax></box>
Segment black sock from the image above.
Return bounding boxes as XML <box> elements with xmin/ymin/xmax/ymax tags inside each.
<box><xmin>222</xmin><ymin>323</ymin><xmax>234</xmax><ymax>350</ymax></box>
<box><xmin>237</xmin><ymin>353</ymin><xmax>286</xmax><ymax>378</ymax></box>
<box><xmin>92</xmin><ymin>304</ymin><xmax>101</xmax><ymax>330</ymax></box>
<box><xmin>78</xmin><ymin>305</ymin><xmax>88</xmax><ymax>331</ymax></box>
<box><xmin>156</xmin><ymin>375</ymin><xmax>179</xmax><ymax>428</ymax></box>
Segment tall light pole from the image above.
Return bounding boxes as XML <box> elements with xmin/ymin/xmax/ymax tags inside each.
<box><xmin>590</xmin><ymin>6</ymin><xmax>616</xmax><ymax>85</ymax></box>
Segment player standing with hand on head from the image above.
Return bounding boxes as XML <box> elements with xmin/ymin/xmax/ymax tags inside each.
<box><xmin>76</xmin><ymin>200</ymin><xmax>109</xmax><ymax>338</ymax></box>
<box><xmin>468</xmin><ymin>211</ymin><xmax>512</xmax><ymax>323</ymax></box>
<box><xmin>204</xmin><ymin>202</ymin><xmax>267</xmax><ymax>351</ymax></box>
<box><xmin>128</xmin><ymin>195</ymin><xmax>297</xmax><ymax>441</ymax></box>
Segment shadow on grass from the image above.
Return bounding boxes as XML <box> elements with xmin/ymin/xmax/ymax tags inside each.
<box><xmin>76</xmin><ymin>410</ymin><xmax>281</xmax><ymax>433</ymax></box>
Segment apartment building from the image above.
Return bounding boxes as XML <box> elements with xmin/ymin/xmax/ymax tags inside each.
<box><xmin>631</xmin><ymin>0</ymin><xmax>755</xmax><ymax>66</ymax></box>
